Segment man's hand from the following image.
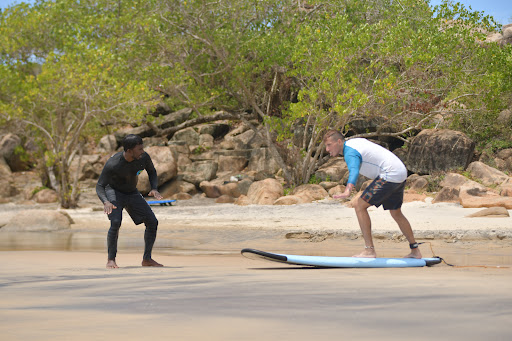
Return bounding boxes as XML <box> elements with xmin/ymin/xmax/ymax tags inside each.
<box><xmin>333</xmin><ymin>183</ymin><xmax>355</xmax><ymax>200</ymax></box>
<box><xmin>103</xmin><ymin>201</ymin><xmax>117</xmax><ymax>215</ymax></box>
<box><xmin>148</xmin><ymin>189</ymin><xmax>163</xmax><ymax>200</ymax></box>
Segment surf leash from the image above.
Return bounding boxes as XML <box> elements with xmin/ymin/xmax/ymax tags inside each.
<box><xmin>418</xmin><ymin>242</ymin><xmax>509</xmax><ymax>269</ymax></box>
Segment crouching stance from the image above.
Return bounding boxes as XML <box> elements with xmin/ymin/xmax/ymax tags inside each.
<box><xmin>324</xmin><ymin>129</ymin><xmax>422</xmax><ymax>259</ymax></box>
<box><xmin>96</xmin><ymin>134</ymin><xmax>164</xmax><ymax>268</ymax></box>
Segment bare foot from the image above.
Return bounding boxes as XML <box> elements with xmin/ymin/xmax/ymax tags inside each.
<box><xmin>352</xmin><ymin>248</ymin><xmax>377</xmax><ymax>258</ymax></box>
<box><xmin>142</xmin><ymin>259</ymin><xmax>164</xmax><ymax>267</ymax></box>
<box><xmin>404</xmin><ymin>248</ymin><xmax>422</xmax><ymax>259</ymax></box>
<box><xmin>106</xmin><ymin>259</ymin><xmax>119</xmax><ymax>269</ymax></box>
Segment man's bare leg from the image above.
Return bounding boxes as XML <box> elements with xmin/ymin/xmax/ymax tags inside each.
<box><xmin>142</xmin><ymin>258</ymin><xmax>164</xmax><ymax>267</ymax></box>
<box><xmin>106</xmin><ymin>259</ymin><xmax>119</xmax><ymax>269</ymax></box>
<box><xmin>389</xmin><ymin>208</ymin><xmax>422</xmax><ymax>259</ymax></box>
<box><xmin>353</xmin><ymin>198</ymin><xmax>377</xmax><ymax>258</ymax></box>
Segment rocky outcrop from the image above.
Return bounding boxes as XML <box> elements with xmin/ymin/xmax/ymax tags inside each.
<box><xmin>407</xmin><ymin>129</ymin><xmax>474</xmax><ymax>174</ymax></box>
<box><xmin>1</xmin><ymin>210</ymin><xmax>72</xmax><ymax>231</ymax></box>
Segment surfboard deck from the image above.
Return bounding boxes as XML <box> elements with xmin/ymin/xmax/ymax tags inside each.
<box><xmin>147</xmin><ymin>199</ymin><xmax>176</xmax><ymax>206</ymax></box>
<box><xmin>241</xmin><ymin>248</ymin><xmax>442</xmax><ymax>268</ymax></box>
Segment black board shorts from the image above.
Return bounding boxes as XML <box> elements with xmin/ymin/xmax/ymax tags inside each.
<box><xmin>360</xmin><ymin>177</ymin><xmax>406</xmax><ymax>210</ymax></box>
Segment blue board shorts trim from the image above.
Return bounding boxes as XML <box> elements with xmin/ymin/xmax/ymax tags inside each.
<box><xmin>361</xmin><ymin>177</ymin><xmax>406</xmax><ymax>210</ymax></box>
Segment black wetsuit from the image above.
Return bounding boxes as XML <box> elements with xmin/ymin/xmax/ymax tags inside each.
<box><xmin>96</xmin><ymin>152</ymin><xmax>159</xmax><ymax>261</ymax></box>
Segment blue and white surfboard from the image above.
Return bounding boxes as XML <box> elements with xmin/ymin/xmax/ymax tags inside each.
<box><xmin>241</xmin><ymin>248</ymin><xmax>442</xmax><ymax>268</ymax></box>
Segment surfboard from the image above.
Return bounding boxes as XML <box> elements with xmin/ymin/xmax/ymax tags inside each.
<box><xmin>147</xmin><ymin>199</ymin><xmax>176</xmax><ymax>206</ymax></box>
<box><xmin>241</xmin><ymin>248</ymin><xmax>442</xmax><ymax>268</ymax></box>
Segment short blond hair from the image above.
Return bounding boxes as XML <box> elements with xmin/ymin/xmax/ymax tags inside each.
<box><xmin>323</xmin><ymin>129</ymin><xmax>344</xmax><ymax>142</ymax></box>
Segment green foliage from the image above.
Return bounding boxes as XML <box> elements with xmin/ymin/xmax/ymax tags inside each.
<box><xmin>1</xmin><ymin>0</ymin><xmax>511</xmax><ymax>200</ymax></box>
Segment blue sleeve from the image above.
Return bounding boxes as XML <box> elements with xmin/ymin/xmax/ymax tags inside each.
<box><xmin>344</xmin><ymin>145</ymin><xmax>362</xmax><ymax>185</ymax></box>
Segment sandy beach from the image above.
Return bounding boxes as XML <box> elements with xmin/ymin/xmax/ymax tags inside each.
<box><xmin>1</xmin><ymin>199</ymin><xmax>512</xmax><ymax>340</ymax></box>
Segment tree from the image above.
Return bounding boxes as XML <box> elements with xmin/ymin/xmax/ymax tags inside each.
<box><xmin>0</xmin><ymin>0</ymin><xmax>156</xmax><ymax>208</ymax></box>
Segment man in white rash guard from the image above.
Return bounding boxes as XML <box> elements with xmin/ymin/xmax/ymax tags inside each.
<box><xmin>323</xmin><ymin>129</ymin><xmax>422</xmax><ymax>259</ymax></box>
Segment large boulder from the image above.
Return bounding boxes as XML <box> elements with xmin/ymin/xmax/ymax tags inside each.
<box><xmin>97</xmin><ymin>134</ymin><xmax>118</xmax><ymax>154</ymax></box>
<box><xmin>247</xmin><ymin>148</ymin><xmax>280</xmax><ymax>174</ymax></box>
<box><xmin>466</xmin><ymin>161</ymin><xmax>509</xmax><ymax>187</ymax></box>
<box><xmin>407</xmin><ymin>129</ymin><xmax>475</xmax><ymax>174</ymax></box>
<box><xmin>159</xmin><ymin>178</ymin><xmax>197</xmax><ymax>198</ymax></box>
<box><xmin>290</xmin><ymin>184</ymin><xmax>329</xmax><ymax>202</ymax></box>
<box><xmin>1</xmin><ymin>210</ymin><xmax>72</xmax><ymax>231</ymax></box>
<box><xmin>69</xmin><ymin>155</ymin><xmax>102</xmax><ymax>181</ymax></box>
<box><xmin>181</xmin><ymin>160</ymin><xmax>218</xmax><ymax>186</ymax></box>
<box><xmin>0</xmin><ymin>133</ymin><xmax>28</xmax><ymax>171</ymax></box>
<box><xmin>171</xmin><ymin>127</ymin><xmax>200</xmax><ymax>146</ymax></box>
<box><xmin>137</xmin><ymin>146</ymin><xmax>178</xmax><ymax>194</ymax></box>
<box><xmin>34</xmin><ymin>189</ymin><xmax>59</xmax><ymax>203</ymax></box>
<box><xmin>458</xmin><ymin>183</ymin><xmax>512</xmax><ymax>209</ymax></box>
<box><xmin>246</xmin><ymin>178</ymin><xmax>284</xmax><ymax>205</ymax></box>
<box><xmin>314</xmin><ymin>157</ymin><xmax>348</xmax><ymax>182</ymax></box>
<box><xmin>218</xmin><ymin>155</ymin><xmax>248</xmax><ymax>173</ymax></box>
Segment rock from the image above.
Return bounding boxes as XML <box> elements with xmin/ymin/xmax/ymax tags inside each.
<box><xmin>246</xmin><ymin>178</ymin><xmax>284</xmax><ymax>205</ymax></box>
<box><xmin>503</xmin><ymin>26</ymin><xmax>512</xmax><ymax>39</ymax></box>
<box><xmin>97</xmin><ymin>134</ymin><xmax>117</xmax><ymax>154</ymax></box>
<box><xmin>215</xmin><ymin>195</ymin><xmax>235</xmax><ymax>203</ymax></box>
<box><xmin>218</xmin><ymin>155</ymin><xmax>248</xmax><ymax>173</ymax></box>
<box><xmin>1</xmin><ymin>210</ymin><xmax>71</xmax><ymax>231</ymax></box>
<box><xmin>314</xmin><ymin>158</ymin><xmax>348</xmax><ymax>182</ymax></box>
<box><xmin>199</xmin><ymin>134</ymin><xmax>214</xmax><ymax>149</ymax></box>
<box><xmin>466</xmin><ymin>161</ymin><xmax>509</xmax><ymax>187</ymax></box>
<box><xmin>234</xmin><ymin>194</ymin><xmax>252</xmax><ymax>206</ymax></box>
<box><xmin>497</xmin><ymin>109</ymin><xmax>512</xmax><ymax>125</ymax></box>
<box><xmin>407</xmin><ymin>129</ymin><xmax>474</xmax><ymax>174</ymax></box>
<box><xmin>319</xmin><ymin>181</ymin><xmax>339</xmax><ymax>191</ymax></box>
<box><xmin>247</xmin><ymin>148</ymin><xmax>280</xmax><ymax>174</ymax></box>
<box><xmin>291</xmin><ymin>184</ymin><xmax>329</xmax><ymax>202</ymax></box>
<box><xmin>199</xmin><ymin>180</ymin><xmax>222</xmax><ymax>198</ymax></box>
<box><xmin>486</xmin><ymin>32</ymin><xmax>503</xmax><ymax>43</ymax></box>
<box><xmin>328</xmin><ymin>185</ymin><xmax>346</xmax><ymax>197</ymax></box>
<box><xmin>172</xmin><ymin>127</ymin><xmax>200</xmax><ymax>146</ymax></box>
<box><xmin>69</xmin><ymin>155</ymin><xmax>102</xmax><ymax>181</ymax></box>
<box><xmin>0</xmin><ymin>178</ymin><xmax>18</xmax><ymax>198</ymax></box>
<box><xmin>432</xmin><ymin>187</ymin><xmax>460</xmax><ymax>203</ymax></box>
<box><xmin>159</xmin><ymin>179</ymin><xmax>197</xmax><ymax>198</ymax></box>
<box><xmin>0</xmin><ymin>157</ymin><xmax>11</xmax><ymax>176</ymax></box>
<box><xmin>198</xmin><ymin>123</ymin><xmax>230</xmax><ymax>139</ymax></box>
<box><xmin>200</xmin><ymin>179</ymin><xmax>243</xmax><ymax>199</ymax></box>
<box><xmin>440</xmin><ymin>173</ymin><xmax>469</xmax><ymax>189</ymax></box>
<box><xmin>171</xmin><ymin>192</ymin><xmax>193</xmax><ymax>200</ymax></box>
<box><xmin>274</xmin><ymin>195</ymin><xmax>306</xmax><ymax>205</ymax></box>
<box><xmin>236</xmin><ymin>129</ymin><xmax>267</xmax><ymax>149</ymax></box>
<box><xmin>407</xmin><ymin>175</ymin><xmax>429</xmax><ymax>191</ymax></box>
<box><xmin>34</xmin><ymin>189</ymin><xmax>59</xmax><ymax>203</ymax></box>
<box><xmin>137</xmin><ymin>146</ymin><xmax>178</xmax><ymax>194</ymax></box>
<box><xmin>182</xmin><ymin>160</ymin><xmax>218</xmax><ymax>186</ymax></box>
<box><xmin>499</xmin><ymin>178</ymin><xmax>512</xmax><ymax>197</ymax></box>
<box><xmin>466</xmin><ymin>207</ymin><xmax>510</xmax><ymax>218</ymax></box>
<box><xmin>158</xmin><ymin>108</ymin><xmax>193</xmax><ymax>130</ymax></box>
<box><xmin>0</xmin><ymin>133</ymin><xmax>28</xmax><ymax>171</ymax></box>
<box><xmin>459</xmin><ymin>183</ymin><xmax>512</xmax><ymax>209</ymax></box>
<box><xmin>403</xmin><ymin>190</ymin><xmax>427</xmax><ymax>203</ymax></box>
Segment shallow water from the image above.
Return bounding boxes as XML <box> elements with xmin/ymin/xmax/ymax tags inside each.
<box><xmin>1</xmin><ymin>230</ymin><xmax>510</xmax><ymax>267</ymax></box>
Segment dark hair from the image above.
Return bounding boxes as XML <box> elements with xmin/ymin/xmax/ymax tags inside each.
<box><xmin>122</xmin><ymin>134</ymin><xmax>143</xmax><ymax>151</ymax></box>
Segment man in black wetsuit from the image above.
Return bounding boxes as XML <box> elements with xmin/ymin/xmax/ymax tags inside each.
<box><xmin>96</xmin><ymin>134</ymin><xmax>164</xmax><ymax>268</ymax></box>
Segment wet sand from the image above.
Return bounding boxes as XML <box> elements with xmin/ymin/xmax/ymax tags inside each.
<box><xmin>1</xmin><ymin>199</ymin><xmax>512</xmax><ymax>340</ymax></box>
<box><xmin>1</xmin><ymin>250</ymin><xmax>511</xmax><ymax>341</ymax></box>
